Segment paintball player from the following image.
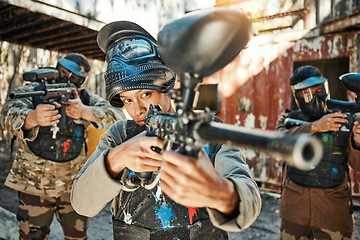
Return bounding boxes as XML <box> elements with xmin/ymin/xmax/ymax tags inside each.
<box><xmin>70</xmin><ymin>21</ymin><xmax>261</xmax><ymax>239</ymax></box>
<box><xmin>1</xmin><ymin>53</ymin><xmax>126</xmax><ymax>239</ymax></box>
<box><xmin>276</xmin><ymin>65</ymin><xmax>360</xmax><ymax>239</ymax></box>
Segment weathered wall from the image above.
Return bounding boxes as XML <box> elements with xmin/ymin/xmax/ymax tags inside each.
<box><xmin>204</xmin><ymin>29</ymin><xmax>360</xmax><ymax>194</ymax></box>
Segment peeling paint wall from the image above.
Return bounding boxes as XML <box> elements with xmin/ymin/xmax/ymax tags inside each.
<box><xmin>204</xmin><ymin>30</ymin><xmax>360</xmax><ymax>195</ymax></box>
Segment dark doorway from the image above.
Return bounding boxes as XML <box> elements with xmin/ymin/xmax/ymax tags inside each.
<box><xmin>195</xmin><ymin>84</ymin><xmax>220</xmax><ymax>113</ymax></box>
<box><xmin>292</xmin><ymin>57</ymin><xmax>349</xmax><ymax>110</ymax></box>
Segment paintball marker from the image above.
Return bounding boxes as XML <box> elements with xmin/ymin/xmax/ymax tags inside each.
<box><xmin>130</xmin><ymin>8</ymin><xmax>324</xmax><ymax>189</ymax></box>
<box><xmin>9</xmin><ymin>68</ymin><xmax>76</xmax><ymax>128</ymax></box>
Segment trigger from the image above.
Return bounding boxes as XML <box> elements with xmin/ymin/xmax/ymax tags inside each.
<box><xmin>150</xmin><ymin>146</ymin><xmax>162</xmax><ymax>153</ymax></box>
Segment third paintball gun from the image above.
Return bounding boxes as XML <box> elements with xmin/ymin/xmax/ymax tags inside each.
<box><xmin>9</xmin><ymin>68</ymin><xmax>76</xmax><ymax>128</ymax></box>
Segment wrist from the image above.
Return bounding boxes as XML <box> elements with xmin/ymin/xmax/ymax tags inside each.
<box><xmin>78</xmin><ymin>105</ymin><xmax>87</xmax><ymax>119</ymax></box>
<box><xmin>105</xmin><ymin>148</ymin><xmax>126</xmax><ymax>179</ymax></box>
<box><xmin>22</xmin><ymin>110</ymin><xmax>38</xmax><ymax>131</ymax></box>
<box><xmin>353</xmin><ymin>136</ymin><xmax>360</xmax><ymax>150</ymax></box>
<box><xmin>310</xmin><ymin>122</ymin><xmax>318</xmax><ymax>134</ymax></box>
<box><xmin>81</xmin><ymin>105</ymin><xmax>96</xmax><ymax>122</ymax></box>
<box><xmin>213</xmin><ymin>178</ymin><xmax>240</xmax><ymax>215</ymax></box>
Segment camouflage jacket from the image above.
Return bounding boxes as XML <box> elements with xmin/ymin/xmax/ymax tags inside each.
<box><xmin>1</xmin><ymin>82</ymin><xmax>126</xmax><ymax>198</ymax></box>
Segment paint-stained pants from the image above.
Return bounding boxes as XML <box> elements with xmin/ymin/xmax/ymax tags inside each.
<box><xmin>280</xmin><ymin>220</ymin><xmax>353</xmax><ymax>240</ymax></box>
<box><xmin>17</xmin><ymin>191</ymin><xmax>88</xmax><ymax>240</ymax></box>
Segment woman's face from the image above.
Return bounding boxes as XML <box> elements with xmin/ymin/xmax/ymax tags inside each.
<box><xmin>119</xmin><ymin>89</ymin><xmax>173</xmax><ymax>126</ymax></box>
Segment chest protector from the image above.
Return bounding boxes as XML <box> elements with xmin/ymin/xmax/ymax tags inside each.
<box><xmin>286</xmin><ymin>110</ymin><xmax>354</xmax><ymax>188</ymax></box>
<box><xmin>27</xmin><ymin>88</ymin><xmax>90</xmax><ymax>162</ymax></box>
<box><xmin>113</xmin><ymin>120</ymin><xmax>223</xmax><ymax>230</ymax></box>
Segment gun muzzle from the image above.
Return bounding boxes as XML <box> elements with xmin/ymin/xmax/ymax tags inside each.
<box><xmin>197</xmin><ymin>122</ymin><xmax>323</xmax><ymax>171</ymax></box>
<box><xmin>269</xmin><ymin>134</ymin><xmax>323</xmax><ymax>171</ymax></box>
<box><xmin>9</xmin><ymin>90</ymin><xmax>46</xmax><ymax>99</ymax></box>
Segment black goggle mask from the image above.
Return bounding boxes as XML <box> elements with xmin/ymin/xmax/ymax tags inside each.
<box><xmin>293</xmin><ymin>83</ymin><xmax>330</xmax><ymax>118</ymax></box>
<box><xmin>106</xmin><ymin>35</ymin><xmax>158</xmax><ymax>64</ymax></box>
<box><xmin>294</xmin><ymin>83</ymin><xmax>329</xmax><ymax>103</ymax></box>
<box><xmin>57</xmin><ymin>58</ymin><xmax>86</xmax><ymax>87</ymax></box>
<box><xmin>103</xmin><ymin>34</ymin><xmax>176</xmax><ymax>108</ymax></box>
<box><xmin>58</xmin><ymin>69</ymin><xmax>86</xmax><ymax>87</ymax></box>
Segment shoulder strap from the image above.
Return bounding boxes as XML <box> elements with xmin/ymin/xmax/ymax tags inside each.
<box><xmin>125</xmin><ymin>120</ymin><xmax>145</xmax><ymax>141</ymax></box>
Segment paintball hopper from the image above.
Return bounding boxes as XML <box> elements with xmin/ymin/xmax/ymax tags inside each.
<box><xmin>23</xmin><ymin>68</ymin><xmax>59</xmax><ymax>82</ymax></box>
<box><xmin>157</xmin><ymin>8</ymin><xmax>251</xmax><ymax>77</ymax></box>
<box><xmin>325</xmin><ymin>72</ymin><xmax>360</xmax><ymax>113</ymax></box>
<box><xmin>339</xmin><ymin>73</ymin><xmax>360</xmax><ymax>93</ymax></box>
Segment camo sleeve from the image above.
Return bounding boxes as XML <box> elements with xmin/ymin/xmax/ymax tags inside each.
<box><xmin>86</xmin><ymin>91</ymin><xmax>126</xmax><ymax>129</ymax></box>
<box><xmin>1</xmin><ymin>83</ymin><xmax>40</xmax><ymax>141</ymax></box>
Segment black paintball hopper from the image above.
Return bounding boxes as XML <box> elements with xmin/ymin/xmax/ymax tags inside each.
<box><xmin>339</xmin><ymin>72</ymin><xmax>360</xmax><ymax>93</ymax></box>
<box><xmin>157</xmin><ymin>8</ymin><xmax>252</xmax><ymax>77</ymax></box>
<box><xmin>326</xmin><ymin>72</ymin><xmax>360</xmax><ymax>112</ymax></box>
<box><xmin>23</xmin><ymin>68</ymin><xmax>59</xmax><ymax>82</ymax></box>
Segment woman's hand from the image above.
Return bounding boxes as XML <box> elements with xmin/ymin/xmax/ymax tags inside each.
<box><xmin>105</xmin><ymin>132</ymin><xmax>164</xmax><ymax>179</ymax></box>
<box><xmin>160</xmin><ymin>149</ymin><xmax>239</xmax><ymax>215</ymax></box>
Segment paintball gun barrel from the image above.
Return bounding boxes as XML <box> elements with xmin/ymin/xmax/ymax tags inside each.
<box><xmin>146</xmin><ymin>104</ymin><xmax>322</xmax><ymax>172</ymax></box>
<box><xmin>9</xmin><ymin>68</ymin><xmax>76</xmax><ymax>128</ymax></box>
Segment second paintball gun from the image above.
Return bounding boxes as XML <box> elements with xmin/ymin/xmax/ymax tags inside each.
<box><xmin>126</xmin><ymin>8</ymin><xmax>324</xmax><ymax>190</ymax></box>
<box><xmin>9</xmin><ymin>68</ymin><xmax>76</xmax><ymax>128</ymax></box>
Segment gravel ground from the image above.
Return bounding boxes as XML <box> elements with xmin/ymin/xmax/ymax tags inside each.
<box><xmin>0</xmin><ymin>187</ymin><xmax>281</xmax><ymax>240</ymax></box>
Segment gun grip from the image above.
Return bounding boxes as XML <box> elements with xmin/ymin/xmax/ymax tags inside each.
<box><xmin>134</xmin><ymin>145</ymin><xmax>162</xmax><ymax>181</ymax></box>
<box><xmin>59</xmin><ymin>105</ymin><xmax>67</xmax><ymax>128</ymax></box>
<box><xmin>135</xmin><ymin>172</ymin><xmax>153</xmax><ymax>181</ymax></box>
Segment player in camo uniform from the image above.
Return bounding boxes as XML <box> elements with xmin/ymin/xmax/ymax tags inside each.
<box><xmin>1</xmin><ymin>53</ymin><xmax>125</xmax><ymax>239</ymax></box>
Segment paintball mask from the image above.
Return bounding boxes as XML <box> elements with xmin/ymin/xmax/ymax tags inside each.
<box><xmin>291</xmin><ymin>76</ymin><xmax>329</xmax><ymax>118</ymax></box>
<box><xmin>97</xmin><ymin>21</ymin><xmax>176</xmax><ymax>108</ymax></box>
<box><xmin>57</xmin><ymin>58</ymin><xmax>87</xmax><ymax>87</ymax></box>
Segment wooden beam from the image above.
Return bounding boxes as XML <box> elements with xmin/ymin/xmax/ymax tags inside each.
<box><xmin>56</xmin><ymin>39</ymin><xmax>98</xmax><ymax>51</ymax></box>
<box><xmin>0</xmin><ymin>13</ymin><xmax>52</xmax><ymax>35</ymax></box>
<box><xmin>62</xmin><ymin>44</ymin><xmax>100</xmax><ymax>53</ymax></box>
<box><xmin>3</xmin><ymin>20</ymin><xmax>73</xmax><ymax>41</ymax></box>
<box><xmin>27</xmin><ymin>26</ymin><xmax>84</xmax><ymax>44</ymax></box>
<box><xmin>41</xmin><ymin>31</ymin><xmax>97</xmax><ymax>48</ymax></box>
<box><xmin>2</xmin><ymin>0</ymin><xmax>105</xmax><ymax>31</ymax></box>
